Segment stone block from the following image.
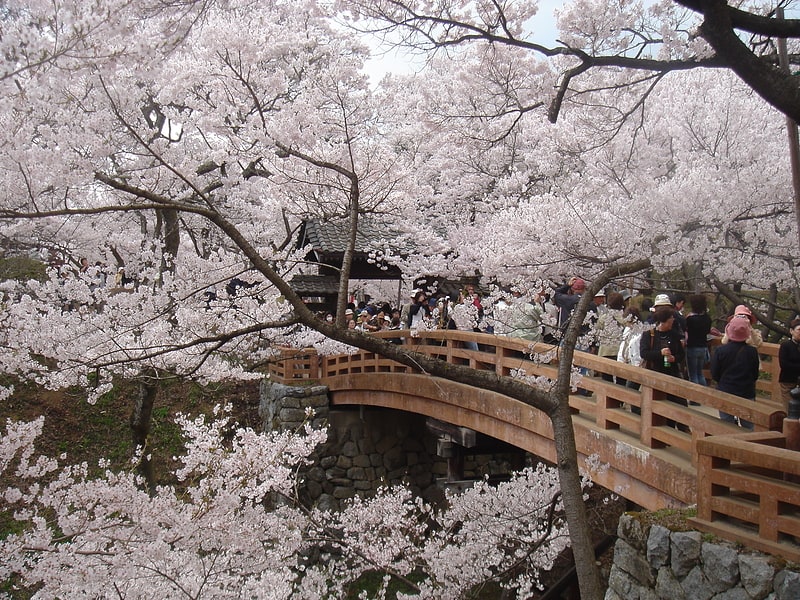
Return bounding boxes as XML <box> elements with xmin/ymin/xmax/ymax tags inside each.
<box><xmin>342</xmin><ymin>441</ymin><xmax>359</xmax><ymax>458</ymax></box>
<box><xmin>347</xmin><ymin>467</ymin><xmax>366</xmax><ymax>480</ymax></box>
<box><xmin>618</xmin><ymin>514</ymin><xmax>649</xmax><ymax>552</ymax></box>
<box><xmin>278</xmin><ymin>407</ymin><xmax>307</xmax><ymax>423</ymax></box>
<box><xmin>606</xmin><ymin>563</ymin><xmax>641</xmax><ymax>599</ymax></box>
<box><xmin>680</xmin><ymin>565</ymin><xmax>713</xmax><ymax>600</ymax></box>
<box><xmin>774</xmin><ymin>569</ymin><xmax>800</xmax><ymax>600</ymax></box>
<box><xmin>280</xmin><ymin>396</ymin><xmax>302</xmax><ymax>409</ymax></box>
<box><xmin>333</xmin><ymin>486</ymin><xmax>355</xmax><ymax>500</ymax></box>
<box><xmin>305</xmin><ymin>393</ymin><xmax>330</xmax><ymax>408</ymax></box>
<box><xmin>352</xmin><ymin>455</ymin><xmax>371</xmax><ymax>468</ymax></box>
<box><xmin>654</xmin><ymin>566</ymin><xmax>684</xmax><ymax>600</ymax></box>
<box><xmin>738</xmin><ymin>554</ymin><xmax>774</xmax><ymax>600</ymax></box>
<box><xmin>612</xmin><ymin>538</ymin><xmax>655</xmax><ymax>587</ymax></box>
<box><xmin>701</xmin><ymin>541</ymin><xmax>739</xmax><ymax>592</ymax></box>
<box><xmin>305</xmin><ymin>466</ymin><xmax>326</xmax><ymax>483</ymax></box>
<box><xmin>647</xmin><ymin>525</ymin><xmax>671</xmax><ymax>568</ymax></box>
<box><xmin>670</xmin><ymin>531</ymin><xmax>702</xmax><ymax>578</ymax></box>
<box><xmin>319</xmin><ymin>455</ymin><xmax>337</xmax><ymax>469</ymax></box>
<box><xmin>336</xmin><ymin>455</ymin><xmax>352</xmax><ymax>469</ymax></box>
<box><xmin>315</xmin><ymin>493</ymin><xmax>338</xmax><ymax>512</ymax></box>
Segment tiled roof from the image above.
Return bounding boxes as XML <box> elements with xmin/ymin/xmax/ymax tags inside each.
<box><xmin>299</xmin><ymin>218</ymin><xmax>399</xmax><ymax>254</ymax></box>
<box><xmin>289</xmin><ymin>274</ymin><xmax>340</xmax><ymax>295</ymax></box>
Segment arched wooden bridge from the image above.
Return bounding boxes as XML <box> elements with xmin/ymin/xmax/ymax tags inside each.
<box><xmin>269</xmin><ymin>329</ymin><xmax>800</xmax><ymax>562</ymax></box>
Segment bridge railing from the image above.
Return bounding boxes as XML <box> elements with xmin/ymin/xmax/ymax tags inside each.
<box><xmin>690</xmin><ymin>431</ymin><xmax>800</xmax><ymax>563</ymax></box>
<box><xmin>269</xmin><ymin>329</ymin><xmax>786</xmax><ymax>458</ymax></box>
<box><xmin>268</xmin><ymin>346</ymin><xmax>321</xmax><ymax>381</ymax></box>
<box><xmin>304</xmin><ymin>329</ymin><xmax>785</xmax><ymax>442</ymax></box>
<box><xmin>268</xmin><ymin>329</ymin><xmax>798</xmax><ymax>560</ymax></box>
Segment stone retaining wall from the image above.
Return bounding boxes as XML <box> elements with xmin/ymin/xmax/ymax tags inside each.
<box><xmin>259</xmin><ymin>380</ymin><xmax>441</xmax><ymax>511</ymax></box>
<box><xmin>606</xmin><ymin>514</ymin><xmax>800</xmax><ymax>599</ymax></box>
<box><xmin>259</xmin><ymin>380</ymin><xmax>522</xmax><ymax>511</ymax></box>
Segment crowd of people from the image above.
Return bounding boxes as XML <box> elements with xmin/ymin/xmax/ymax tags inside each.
<box><xmin>58</xmin><ymin>251</ymin><xmax>800</xmax><ymax>426</ymax></box>
<box><xmin>323</xmin><ymin>278</ymin><xmax>800</xmax><ymax>430</ymax></box>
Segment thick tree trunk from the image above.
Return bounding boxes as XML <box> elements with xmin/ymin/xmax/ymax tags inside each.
<box><xmin>130</xmin><ymin>377</ymin><xmax>157</xmax><ymax>491</ymax></box>
<box><xmin>551</xmin><ymin>399</ymin><xmax>604</xmax><ymax>600</ymax></box>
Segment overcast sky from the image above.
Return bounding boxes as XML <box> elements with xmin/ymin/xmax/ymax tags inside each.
<box><xmin>364</xmin><ymin>0</ymin><xmax>561</xmax><ymax>83</ymax></box>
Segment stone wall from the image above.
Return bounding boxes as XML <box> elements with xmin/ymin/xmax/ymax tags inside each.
<box><xmin>260</xmin><ymin>380</ymin><xmax>447</xmax><ymax>511</ymax></box>
<box><xmin>606</xmin><ymin>514</ymin><xmax>800</xmax><ymax>599</ymax></box>
<box><xmin>259</xmin><ymin>380</ymin><xmax>524</xmax><ymax>511</ymax></box>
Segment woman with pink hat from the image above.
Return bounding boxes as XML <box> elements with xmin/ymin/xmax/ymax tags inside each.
<box><xmin>711</xmin><ymin>318</ymin><xmax>760</xmax><ymax>430</ymax></box>
<box><xmin>720</xmin><ymin>304</ymin><xmax>763</xmax><ymax>347</ymax></box>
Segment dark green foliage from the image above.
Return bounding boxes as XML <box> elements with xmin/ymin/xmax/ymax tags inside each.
<box><xmin>0</xmin><ymin>256</ymin><xmax>47</xmax><ymax>283</ymax></box>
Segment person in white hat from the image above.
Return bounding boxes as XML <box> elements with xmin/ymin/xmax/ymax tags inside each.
<box><xmin>649</xmin><ymin>293</ymin><xmax>686</xmax><ymax>348</ymax></box>
<box><xmin>651</xmin><ymin>293</ymin><xmax>672</xmax><ymax>309</ymax></box>
<box><xmin>593</xmin><ymin>289</ymin><xmax>607</xmax><ymax>312</ymax></box>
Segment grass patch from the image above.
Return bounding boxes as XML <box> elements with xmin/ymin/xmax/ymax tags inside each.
<box><xmin>630</xmin><ymin>507</ymin><xmax>698</xmax><ymax>532</ymax></box>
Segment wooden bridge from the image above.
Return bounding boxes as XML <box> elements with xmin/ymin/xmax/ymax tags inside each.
<box><xmin>269</xmin><ymin>329</ymin><xmax>800</xmax><ymax>562</ymax></box>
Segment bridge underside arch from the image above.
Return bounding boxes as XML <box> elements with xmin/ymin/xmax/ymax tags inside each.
<box><xmin>326</xmin><ymin>373</ymin><xmax>694</xmax><ymax>510</ymax></box>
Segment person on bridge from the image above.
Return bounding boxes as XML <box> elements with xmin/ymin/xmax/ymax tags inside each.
<box><xmin>640</xmin><ymin>307</ymin><xmax>686</xmax><ymax>378</ymax></box>
<box><xmin>685</xmin><ymin>294</ymin><xmax>712</xmax><ymax>387</ymax></box>
<box><xmin>721</xmin><ymin>304</ymin><xmax>763</xmax><ymax>348</ymax></box>
<box><xmin>554</xmin><ymin>277</ymin><xmax>585</xmax><ymax>331</ymax></box>
<box><xmin>596</xmin><ymin>292</ymin><xmax>626</xmax><ymax>382</ymax></box>
<box><xmin>711</xmin><ymin>318</ymin><xmax>760</xmax><ymax>430</ymax></box>
<box><xmin>503</xmin><ymin>289</ymin><xmax>544</xmax><ymax>342</ymax></box>
<box><xmin>406</xmin><ymin>290</ymin><xmax>431</xmax><ymax>329</ymax></box>
<box><xmin>554</xmin><ymin>277</ymin><xmax>596</xmax><ymax>345</ymax></box>
<box><xmin>779</xmin><ymin>317</ymin><xmax>800</xmax><ymax>412</ymax></box>
<box><xmin>451</xmin><ymin>291</ymin><xmax>481</xmax><ymax>350</ymax></box>
<box><xmin>640</xmin><ymin>306</ymin><xmax>689</xmax><ymax>427</ymax></box>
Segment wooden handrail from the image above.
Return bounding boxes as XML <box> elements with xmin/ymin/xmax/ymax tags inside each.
<box><xmin>690</xmin><ymin>431</ymin><xmax>800</xmax><ymax>562</ymax></box>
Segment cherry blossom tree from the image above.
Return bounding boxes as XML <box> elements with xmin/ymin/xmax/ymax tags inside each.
<box><xmin>0</xmin><ymin>412</ymin><xmax>588</xmax><ymax>598</ymax></box>
<box><xmin>342</xmin><ymin>0</ymin><xmax>800</xmax><ymax>326</ymax></box>
<box><xmin>0</xmin><ymin>1</ymin><xmax>795</xmax><ymax>598</ymax></box>
<box><xmin>0</xmin><ymin>0</ymin><xmax>617</xmax><ymax>597</ymax></box>
<box><xmin>337</xmin><ymin>0</ymin><xmax>800</xmax><ymax>122</ymax></box>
